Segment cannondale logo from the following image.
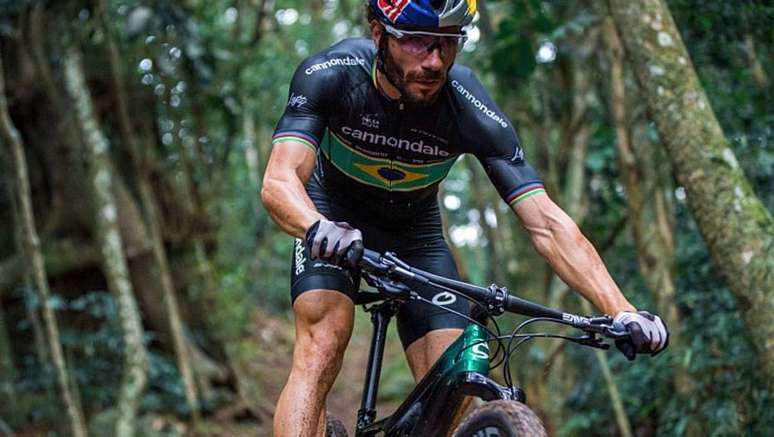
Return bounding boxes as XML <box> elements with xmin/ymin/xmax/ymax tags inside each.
<box><xmin>451</xmin><ymin>80</ymin><xmax>509</xmax><ymax>128</ymax></box>
<box><xmin>377</xmin><ymin>0</ymin><xmax>410</xmax><ymax>22</ymax></box>
<box><xmin>432</xmin><ymin>292</ymin><xmax>457</xmax><ymax>306</ymax></box>
<box><xmin>294</xmin><ymin>239</ymin><xmax>306</xmax><ymax>275</ymax></box>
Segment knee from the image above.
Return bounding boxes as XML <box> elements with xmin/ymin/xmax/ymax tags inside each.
<box><xmin>294</xmin><ymin>320</ymin><xmax>351</xmax><ymax>377</ymax></box>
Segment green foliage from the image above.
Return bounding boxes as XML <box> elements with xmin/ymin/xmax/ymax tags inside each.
<box><xmin>6</xmin><ymin>289</ymin><xmax>196</xmax><ymax>432</ymax></box>
<box><xmin>0</xmin><ymin>0</ymin><xmax>771</xmax><ymax>433</ymax></box>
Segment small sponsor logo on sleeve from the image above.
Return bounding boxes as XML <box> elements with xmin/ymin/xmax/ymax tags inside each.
<box><xmin>510</xmin><ymin>148</ymin><xmax>524</xmax><ymax>162</ymax></box>
<box><xmin>288</xmin><ymin>93</ymin><xmax>308</xmax><ymax>108</ymax></box>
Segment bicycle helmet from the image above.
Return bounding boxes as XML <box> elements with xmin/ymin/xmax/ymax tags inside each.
<box><xmin>369</xmin><ymin>0</ymin><xmax>476</xmax><ymax>29</ymax></box>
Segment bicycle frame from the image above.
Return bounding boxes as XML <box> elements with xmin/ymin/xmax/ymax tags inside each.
<box><xmin>354</xmin><ymin>300</ymin><xmax>525</xmax><ymax>437</ymax></box>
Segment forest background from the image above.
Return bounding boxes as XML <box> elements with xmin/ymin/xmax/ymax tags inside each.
<box><xmin>0</xmin><ymin>0</ymin><xmax>771</xmax><ymax>436</ymax></box>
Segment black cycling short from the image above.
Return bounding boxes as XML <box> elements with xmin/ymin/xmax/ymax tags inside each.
<box><xmin>290</xmin><ymin>176</ymin><xmax>470</xmax><ymax>349</ymax></box>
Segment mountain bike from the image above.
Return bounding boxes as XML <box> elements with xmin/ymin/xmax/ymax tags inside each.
<box><xmin>325</xmin><ymin>249</ymin><xmax>631</xmax><ymax>437</ymax></box>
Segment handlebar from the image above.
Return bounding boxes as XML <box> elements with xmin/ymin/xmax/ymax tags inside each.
<box><xmin>359</xmin><ymin>249</ymin><xmax>629</xmax><ymax>341</ymax></box>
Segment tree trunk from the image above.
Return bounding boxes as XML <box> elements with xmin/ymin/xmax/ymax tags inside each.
<box><xmin>743</xmin><ymin>34</ymin><xmax>769</xmax><ymax>90</ymax></box>
<box><xmin>601</xmin><ymin>11</ymin><xmax>695</xmax><ymax>383</ymax></box>
<box><xmin>0</xmin><ymin>297</ymin><xmax>15</xmax><ymax>408</ymax></box>
<box><xmin>578</xmin><ymin>301</ymin><xmax>633</xmax><ymax>437</ymax></box>
<box><xmin>99</xmin><ymin>0</ymin><xmax>201</xmax><ymax>420</ymax></box>
<box><xmin>1</xmin><ymin>50</ymin><xmax>88</xmax><ymax>437</ymax></box>
<box><xmin>3</xmin><ymin>176</ymin><xmax>52</xmax><ymax>375</ymax></box>
<box><xmin>465</xmin><ymin>157</ymin><xmax>502</xmax><ymax>284</ymax></box>
<box><xmin>607</xmin><ymin>0</ymin><xmax>774</xmax><ymax>381</ymax></box>
<box><xmin>62</xmin><ymin>42</ymin><xmax>148</xmax><ymax>437</ymax></box>
<box><xmin>542</xmin><ymin>34</ymin><xmax>633</xmax><ymax>437</ymax></box>
<box><xmin>0</xmin><ymin>238</ymin><xmax>100</xmax><ymax>297</ymax></box>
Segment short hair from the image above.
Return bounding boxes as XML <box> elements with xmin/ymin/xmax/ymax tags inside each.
<box><xmin>364</xmin><ymin>1</ymin><xmax>377</xmax><ymax>24</ymax></box>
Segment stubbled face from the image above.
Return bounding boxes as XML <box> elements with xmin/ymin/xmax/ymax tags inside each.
<box><xmin>372</xmin><ymin>23</ymin><xmax>459</xmax><ymax>105</ymax></box>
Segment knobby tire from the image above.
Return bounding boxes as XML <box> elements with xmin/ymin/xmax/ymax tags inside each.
<box><xmin>452</xmin><ymin>400</ymin><xmax>547</xmax><ymax>437</ymax></box>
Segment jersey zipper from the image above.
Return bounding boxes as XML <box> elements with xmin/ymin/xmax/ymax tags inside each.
<box><xmin>390</xmin><ymin>101</ymin><xmax>405</xmax><ymax>204</ymax></box>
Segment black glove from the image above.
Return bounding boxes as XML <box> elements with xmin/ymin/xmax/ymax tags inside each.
<box><xmin>613</xmin><ymin>310</ymin><xmax>669</xmax><ymax>361</ymax></box>
<box><xmin>305</xmin><ymin>219</ymin><xmax>364</xmax><ymax>268</ymax></box>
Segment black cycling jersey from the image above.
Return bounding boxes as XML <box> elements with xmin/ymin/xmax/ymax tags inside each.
<box><xmin>273</xmin><ymin>37</ymin><xmax>545</xmax><ymax>223</ymax></box>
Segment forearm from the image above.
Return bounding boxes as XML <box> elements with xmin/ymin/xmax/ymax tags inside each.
<box><xmin>516</xmin><ymin>196</ymin><xmax>635</xmax><ymax>315</ymax></box>
<box><xmin>535</xmin><ymin>222</ymin><xmax>635</xmax><ymax>315</ymax></box>
<box><xmin>261</xmin><ymin>174</ymin><xmax>324</xmax><ymax>239</ymax></box>
<box><xmin>260</xmin><ymin>143</ymin><xmax>324</xmax><ymax>239</ymax></box>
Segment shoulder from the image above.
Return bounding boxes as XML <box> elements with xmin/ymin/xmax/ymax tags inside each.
<box><xmin>295</xmin><ymin>38</ymin><xmax>375</xmax><ymax>83</ymax></box>
<box><xmin>445</xmin><ymin>64</ymin><xmax>516</xmax><ymax>153</ymax></box>
<box><xmin>446</xmin><ymin>64</ymin><xmax>510</xmax><ymax>130</ymax></box>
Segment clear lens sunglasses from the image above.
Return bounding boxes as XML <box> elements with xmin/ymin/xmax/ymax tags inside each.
<box><xmin>383</xmin><ymin>24</ymin><xmax>468</xmax><ymax>55</ymax></box>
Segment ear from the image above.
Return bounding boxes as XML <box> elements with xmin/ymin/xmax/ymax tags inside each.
<box><xmin>370</xmin><ymin>20</ymin><xmax>383</xmax><ymax>45</ymax></box>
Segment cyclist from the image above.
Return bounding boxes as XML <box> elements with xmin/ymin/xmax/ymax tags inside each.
<box><xmin>261</xmin><ymin>1</ymin><xmax>669</xmax><ymax>435</ymax></box>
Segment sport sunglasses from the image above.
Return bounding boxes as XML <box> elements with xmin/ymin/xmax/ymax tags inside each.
<box><xmin>383</xmin><ymin>24</ymin><xmax>468</xmax><ymax>55</ymax></box>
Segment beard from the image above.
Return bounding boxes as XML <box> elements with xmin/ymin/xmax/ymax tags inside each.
<box><xmin>379</xmin><ymin>36</ymin><xmax>446</xmax><ymax>106</ymax></box>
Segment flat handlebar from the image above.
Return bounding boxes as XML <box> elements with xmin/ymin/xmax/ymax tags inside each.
<box><xmin>360</xmin><ymin>249</ymin><xmax>629</xmax><ymax>340</ymax></box>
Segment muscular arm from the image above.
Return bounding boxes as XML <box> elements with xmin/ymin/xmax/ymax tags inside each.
<box><xmin>512</xmin><ymin>192</ymin><xmax>636</xmax><ymax>315</ymax></box>
<box><xmin>260</xmin><ymin>141</ymin><xmax>325</xmax><ymax>238</ymax></box>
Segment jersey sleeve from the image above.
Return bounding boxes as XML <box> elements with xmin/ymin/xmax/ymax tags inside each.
<box><xmin>272</xmin><ymin>54</ymin><xmax>342</xmax><ymax>152</ymax></box>
<box><xmin>451</xmin><ymin>67</ymin><xmax>545</xmax><ymax>206</ymax></box>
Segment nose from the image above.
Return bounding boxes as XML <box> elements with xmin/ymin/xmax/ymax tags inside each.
<box><xmin>421</xmin><ymin>46</ymin><xmax>444</xmax><ymax>71</ymax></box>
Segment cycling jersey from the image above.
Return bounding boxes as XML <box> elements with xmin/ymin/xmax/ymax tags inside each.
<box><xmin>273</xmin><ymin>37</ymin><xmax>545</xmax><ymax>222</ymax></box>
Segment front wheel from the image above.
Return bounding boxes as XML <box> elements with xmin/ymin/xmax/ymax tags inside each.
<box><xmin>452</xmin><ymin>400</ymin><xmax>546</xmax><ymax>437</ymax></box>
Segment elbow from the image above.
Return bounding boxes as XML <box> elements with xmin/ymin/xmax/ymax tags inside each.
<box><xmin>260</xmin><ymin>175</ymin><xmax>278</xmax><ymax>211</ymax></box>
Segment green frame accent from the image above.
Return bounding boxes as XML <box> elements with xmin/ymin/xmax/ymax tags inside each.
<box><xmin>438</xmin><ymin>323</ymin><xmax>491</xmax><ymax>375</ymax></box>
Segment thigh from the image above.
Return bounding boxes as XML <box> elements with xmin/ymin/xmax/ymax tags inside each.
<box><xmin>395</xmin><ymin>239</ymin><xmax>471</xmax><ymax>349</ymax></box>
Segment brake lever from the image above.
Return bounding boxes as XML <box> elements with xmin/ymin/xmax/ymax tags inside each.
<box><xmin>360</xmin><ymin>255</ymin><xmax>387</xmax><ymax>272</ymax></box>
<box><xmin>573</xmin><ymin>333</ymin><xmax>611</xmax><ymax>350</ymax></box>
<box><xmin>580</xmin><ymin>317</ymin><xmax>631</xmax><ymax>341</ymax></box>
<box><xmin>361</xmin><ymin>272</ymin><xmax>411</xmax><ymax>300</ymax></box>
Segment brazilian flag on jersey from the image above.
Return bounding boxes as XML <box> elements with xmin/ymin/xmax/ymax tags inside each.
<box><xmin>320</xmin><ymin>130</ymin><xmax>458</xmax><ymax>192</ymax></box>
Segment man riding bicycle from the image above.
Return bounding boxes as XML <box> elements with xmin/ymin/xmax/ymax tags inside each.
<box><xmin>261</xmin><ymin>1</ymin><xmax>669</xmax><ymax>435</ymax></box>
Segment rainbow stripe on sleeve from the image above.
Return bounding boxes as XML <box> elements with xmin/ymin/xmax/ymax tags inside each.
<box><xmin>506</xmin><ymin>181</ymin><xmax>546</xmax><ymax>206</ymax></box>
<box><xmin>271</xmin><ymin>131</ymin><xmax>319</xmax><ymax>153</ymax></box>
